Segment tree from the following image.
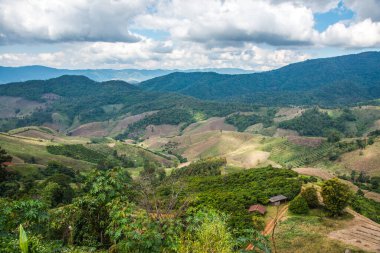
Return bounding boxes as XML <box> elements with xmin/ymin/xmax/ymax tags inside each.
<box><xmin>321</xmin><ymin>178</ymin><xmax>352</xmax><ymax>216</ymax></box>
<box><xmin>0</xmin><ymin>146</ymin><xmax>13</xmax><ymax>181</ymax></box>
<box><xmin>327</xmin><ymin>130</ymin><xmax>341</xmax><ymax>143</ymax></box>
<box><xmin>179</xmin><ymin>210</ymin><xmax>234</xmax><ymax>253</ymax></box>
<box><xmin>289</xmin><ymin>195</ymin><xmax>309</xmax><ymax>214</ymax></box>
<box><xmin>301</xmin><ymin>186</ymin><xmax>319</xmax><ymax>208</ymax></box>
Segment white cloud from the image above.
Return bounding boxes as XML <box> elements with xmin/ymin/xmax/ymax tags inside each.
<box><xmin>320</xmin><ymin>19</ymin><xmax>380</xmax><ymax>48</ymax></box>
<box><xmin>0</xmin><ymin>40</ymin><xmax>310</xmax><ymax>71</ymax></box>
<box><xmin>135</xmin><ymin>0</ymin><xmax>318</xmax><ymax>46</ymax></box>
<box><xmin>0</xmin><ymin>0</ymin><xmax>151</xmax><ymax>44</ymax></box>
<box><xmin>271</xmin><ymin>0</ymin><xmax>340</xmax><ymax>13</ymax></box>
<box><xmin>344</xmin><ymin>0</ymin><xmax>380</xmax><ymax>21</ymax></box>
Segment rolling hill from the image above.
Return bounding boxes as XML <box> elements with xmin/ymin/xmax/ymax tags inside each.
<box><xmin>140</xmin><ymin>51</ymin><xmax>380</xmax><ymax>106</ymax></box>
<box><xmin>0</xmin><ymin>65</ymin><xmax>253</xmax><ymax>84</ymax></box>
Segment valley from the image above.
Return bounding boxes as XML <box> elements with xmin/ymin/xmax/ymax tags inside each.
<box><xmin>1</xmin><ymin>52</ymin><xmax>380</xmax><ymax>253</ymax></box>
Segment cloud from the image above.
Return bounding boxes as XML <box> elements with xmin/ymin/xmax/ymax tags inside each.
<box><xmin>135</xmin><ymin>0</ymin><xmax>318</xmax><ymax>46</ymax></box>
<box><xmin>271</xmin><ymin>0</ymin><xmax>340</xmax><ymax>13</ymax></box>
<box><xmin>0</xmin><ymin>40</ymin><xmax>310</xmax><ymax>71</ymax></box>
<box><xmin>344</xmin><ymin>0</ymin><xmax>380</xmax><ymax>21</ymax></box>
<box><xmin>320</xmin><ymin>18</ymin><xmax>380</xmax><ymax>48</ymax></box>
<box><xmin>0</xmin><ymin>0</ymin><xmax>151</xmax><ymax>44</ymax></box>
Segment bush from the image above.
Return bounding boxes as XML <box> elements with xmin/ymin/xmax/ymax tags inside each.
<box><xmin>321</xmin><ymin>178</ymin><xmax>353</xmax><ymax>216</ymax></box>
<box><xmin>251</xmin><ymin>216</ymin><xmax>265</xmax><ymax>231</ymax></box>
<box><xmin>301</xmin><ymin>187</ymin><xmax>319</xmax><ymax>208</ymax></box>
<box><xmin>289</xmin><ymin>195</ymin><xmax>309</xmax><ymax>214</ymax></box>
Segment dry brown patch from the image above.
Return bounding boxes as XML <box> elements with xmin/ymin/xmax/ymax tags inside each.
<box><xmin>0</xmin><ymin>96</ymin><xmax>44</xmax><ymax>118</ymax></box>
<box><xmin>274</xmin><ymin>107</ymin><xmax>305</xmax><ymax>123</ymax></box>
<box><xmin>70</xmin><ymin>121</ymin><xmax>110</xmax><ymax>137</ymax></box>
<box><xmin>110</xmin><ymin>111</ymin><xmax>157</xmax><ymax>135</ymax></box>
<box><xmin>144</xmin><ymin>124</ymin><xmax>181</xmax><ymax>138</ymax></box>
<box><xmin>273</xmin><ymin>128</ymin><xmax>299</xmax><ymax>137</ymax></box>
<box><xmin>294</xmin><ymin>167</ymin><xmax>334</xmax><ymax>180</ymax></box>
<box><xmin>329</xmin><ymin>209</ymin><xmax>380</xmax><ymax>253</ymax></box>
<box><xmin>339</xmin><ymin>140</ymin><xmax>380</xmax><ymax>177</ymax></box>
<box><xmin>182</xmin><ymin>117</ymin><xmax>236</xmax><ymax>135</ymax></box>
<box><xmin>287</xmin><ymin>136</ymin><xmax>324</xmax><ymax>147</ymax></box>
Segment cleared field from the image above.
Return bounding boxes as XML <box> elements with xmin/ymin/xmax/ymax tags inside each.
<box><xmin>274</xmin><ymin>107</ymin><xmax>305</xmax><ymax>123</ymax></box>
<box><xmin>338</xmin><ymin>139</ymin><xmax>380</xmax><ymax>177</ymax></box>
<box><xmin>0</xmin><ymin>134</ymin><xmax>94</xmax><ymax>170</ymax></box>
<box><xmin>275</xmin><ymin>209</ymin><xmax>368</xmax><ymax>253</ymax></box>
<box><xmin>182</xmin><ymin>117</ymin><xmax>236</xmax><ymax>135</ymax></box>
<box><xmin>263</xmin><ymin>138</ymin><xmax>334</xmax><ymax>168</ymax></box>
<box><xmin>70</xmin><ymin>111</ymin><xmax>156</xmax><ymax>137</ymax></box>
<box><xmin>8</xmin><ymin>126</ymin><xmax>89</xmax><ymax>144</ymax></box>
<box><xmin>0</xmin><ymin>96</ymin><xmax>44</xmax><ymax>118</ymax></box>
<box><xmin>329</xmin><ymin>209</ymin><xmax>380</xmax><ymax>253</ymax></box>
<box><xmin>144</xmin><ymin>130</ymin><xmax>273</xmax><ymax>168</ymax></box>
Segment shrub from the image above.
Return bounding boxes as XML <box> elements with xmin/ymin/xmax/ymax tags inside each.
<box><xmin>289</xmin><ymin>195</ymin><xmax>309</xmax><ymax>214</ymax></box>
<box><xmin>302</xmin><ymin>187</ymin><xmax>319</xmax><ymax>208</ymax></box>
<box><xmin>251</xmin><ymin>216</ymin><xmax>265</xmax><ymax>231</ymax></box>
<box><xmin>321</xmin><ymin>178</ymin><xmax>353</xmax><ymax>216</ymax></box>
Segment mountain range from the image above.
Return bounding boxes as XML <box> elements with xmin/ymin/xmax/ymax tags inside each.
<box><xmin>0</xmin><ymin>65</ymin><xmax>253</xmax><ymax>84</ymax></box>
<box><xmin>140</xmin><ymin>51</ymin><xmax>380</xmax><ymax>106</ymax></box>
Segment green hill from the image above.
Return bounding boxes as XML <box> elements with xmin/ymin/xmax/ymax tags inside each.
<box><xmin>140</xmin><ymin>52</ymin><xmax>380</xmax><ymax>106</ymax></box>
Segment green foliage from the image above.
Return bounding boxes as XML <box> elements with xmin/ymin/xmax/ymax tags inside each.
<box><xmin>106</xmin><ymin>199</ymin><xmax>163</xmax><ymax>253</ymax></box>
<box><xmin>251</xmin><ymin>215</ymin><xmax>265</xmax><ymax>231</ymax></box>
<box><xmin>321</xmin><ymin>178</ymin><xmax>353</xmax><ymax>216</ymax></box>
<box><xmin>351</xmin><ymin>195</ymin><xmax>380</xmax><ymax>223</ymax></box>
<box><xmin>182</xmin><ymin>167</ymin><xmax>301</xmax><ymax>232</ymax></box>
<box><xmin>225</xmin><ymin>111</ymin><xmax>275</xmax><ymax>132</ymax></box>
<box><xmin>46</xmin><ymin>144</ymin><xmax>106</xmax><ymax>164</ymax></box>
<box><xmin>289</xmin><ymin>195</ymin><xmax>309</xmax><ymax>214</ymax></box>
<box><xmin>301</xmin><ymin>187</ymin><xmax>319</xmax><ymax>208</ymax></box>
<box><xmin>172</xmin><ymin>157</ymin><xmax>226</xmax><ymax>178</ymax></box>
<box><xmin>19</xmin><ymin>225</ymin><xmax>28</xmax><ymax>253</ymax></box>
<box><xmin>141</xmin><ymin>52</ymin><xmax>380</xmax><ymax>106</ymax></box>
<box><xmin>179</xmin><ymin>210</ymin><xmax>234</xmax><ymax>253</ymax></box>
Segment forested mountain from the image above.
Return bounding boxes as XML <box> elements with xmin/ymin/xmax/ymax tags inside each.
<box><xmin>0</xmin><ymin>75</ymin><xmax>257</xmax><ymax>132</ymax></box>
<box><xmin>140</xmin><ymin>52</ymin><xmax>380</xmax><ymax>106</ymax></box>
<box><xmin>0</xmin><ymin>65</ymin><xmax>252</xmax><ymax>84</ymax></box>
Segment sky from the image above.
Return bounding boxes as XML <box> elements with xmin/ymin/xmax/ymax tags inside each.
<box><xmin>0</xmin><ymin>0</ymin><xmax>380</xmax><ymax>71</ymax></box>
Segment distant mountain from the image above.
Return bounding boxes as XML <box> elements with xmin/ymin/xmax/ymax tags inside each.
<box><xmin>0</xmin><ymin>65</ymin><xmax>253</xmax><ymax>84</ymax></box>
<box><xmin>140</xmin><ymin>52</ymin><xmax>380</xmax><ymax>106</ymax></box>
<box><xmin>0</xmin><ymin>75</ymin><xmax>256</xmax><ymax>132</ymax></box>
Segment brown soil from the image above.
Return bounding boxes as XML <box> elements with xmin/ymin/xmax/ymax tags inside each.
<box><xmin>329</xmin><ymin>209</ymin><xmax>380</xmax><ymax>253</ymax></box>
<box><xmin>274</xmin><ymin>107</ymin><xmax>305</xmax><ymax>123</ymax></box>
<box><xmin>287</xmin><ymin>136</ymin><xmax>324</xmax><ymax>147</ymax></box>
<box><xmin>183</xmin><ymin>117</ymin><xmax>236</xmax><ymax>135</ymax></box>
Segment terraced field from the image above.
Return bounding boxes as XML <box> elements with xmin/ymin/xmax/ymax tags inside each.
<box><xmin>264</xmin><ymin>139</ymin><xmax>334</xmax><ymax>168</ymax></box>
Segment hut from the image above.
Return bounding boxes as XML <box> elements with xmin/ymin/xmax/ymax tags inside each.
<box><xmin>269</xmin><ymin>195</ymin><xmax>287</xmax><ymax>205</ymax></box>
<box><xmin>248</xmin><ymin>204</ymin><xmax>266</xmax><ymax>215</ymax></box>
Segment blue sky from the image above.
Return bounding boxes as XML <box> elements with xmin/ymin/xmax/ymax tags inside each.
<box><xmin>0</xmin><ymin>0</ymin><xmax>379</xmax><ymax>70</ymax></box>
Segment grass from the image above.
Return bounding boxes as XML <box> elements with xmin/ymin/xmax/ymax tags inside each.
<box><xmin>262</xmin><ymin>138</ymin><xmax>334</xmax><ymax>168</ymax></box>
<box><xmin>0</xmin><ymin>134</ymin><xmax>94</xmax><ymax>170</ymax></box>
<box><xmin>274</xmin><ymin>209</ymin><xmax>368</xmax><ymax>253</ymax></box>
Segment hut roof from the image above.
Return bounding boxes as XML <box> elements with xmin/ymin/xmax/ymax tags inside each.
<box><xmin>269</xmin><ymin>195</ymin><xmax>287</xmax><ymax>203</ymax></box>
<box><xmin>248</xmin><ymin>204</ymin><xmax>266</xmax><ymax>215</ymax></box>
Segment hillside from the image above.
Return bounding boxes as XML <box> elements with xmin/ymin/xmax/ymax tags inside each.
<box><xmin>0</xmin><ymin>75</ymin><xmax>258</xmax><ymax>133</ymax></box>
<box><xmin>0</xmin><ymin>66</ymin><xmax>252</xmax><ymax>84</ymax></box>
<box><xmin>140</xmin><ymin>51</ymin><xmax>380</xmax><ymax>106</ymax></box>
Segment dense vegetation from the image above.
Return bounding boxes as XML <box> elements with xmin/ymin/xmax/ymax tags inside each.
<box><xmin>47</xmin><ymin>144</ymin><xmax>107</xmax><ymax>164</ymax></box>
<box><xmin>172</xmin><ymin>157</ymin><xmax>226</xmax><ymax>177</ymax></box>
<box><xmin>178</xmin><ymin>167</ymin><xmax>301</xmax><ymax>232</ymax></box>
<box><xmin>141</xmin><ymin>52</ymin><xmax>380</xmax><ymax>106</ymax></box>
<box><xmin>0</xmin><ymin>145</ymin><xmax>277</xmax><ymax>252</ymax></box>
<box><xmin>279</xmin><ymin>108</ymin><xmax>380</xmax><ymax>138</ymax></box>
<box><xmin>225</xmin><ymin>109</ymin><xmax>276</xmax><ymax>132</ymax></box>
<box><xmin>0</xmin><ymin>75</ymin><xmax>260</xmax><ymax>132</ymax></box>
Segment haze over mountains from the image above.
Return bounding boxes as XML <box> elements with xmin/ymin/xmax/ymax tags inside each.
<box><xmin>0</xmin><ymin>66</ymin><xmax>253</xmax><ymax>84</ymax></box>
